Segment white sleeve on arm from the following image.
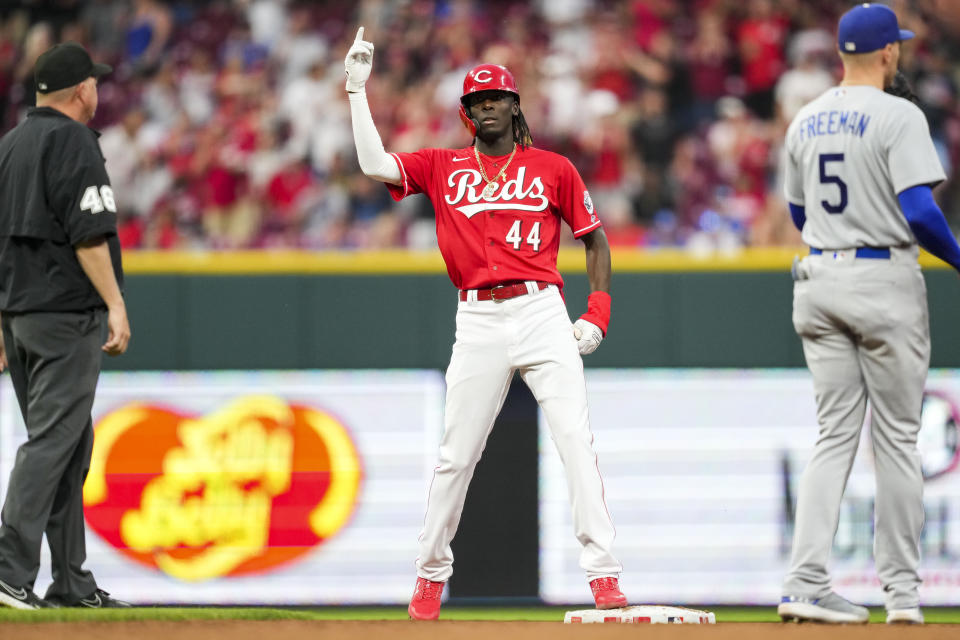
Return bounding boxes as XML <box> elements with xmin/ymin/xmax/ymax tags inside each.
<box><xmin>887</xmin><ymin>102</ymin><xmax>947</xmax><ymax>193</ymax></box>
<box><xmin>348</xmin><ymin>92</ymin><xmax>402</xmax><ymax>185</ymax></box>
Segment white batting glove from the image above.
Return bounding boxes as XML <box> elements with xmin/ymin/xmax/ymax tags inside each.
<box><xmin>344</xmin><ymin>26</ymin><xmax>374</xmax><ymax>93</ymax></box>
<box><xmin>572</xmin><ymin>318</ymin><xmax>603</xmax><ymax>355</ymax></box>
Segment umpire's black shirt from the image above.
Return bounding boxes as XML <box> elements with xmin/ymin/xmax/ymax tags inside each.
<box><xmin>0</xmin><ymin>106</ymin><xmax>123</xmax><ymax>313</ymax></box>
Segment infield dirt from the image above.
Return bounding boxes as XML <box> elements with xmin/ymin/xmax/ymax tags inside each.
<box><xmin>1</xmin><ymin>620</ymin><xmax>957</xmax><ymax>640</ymax></box>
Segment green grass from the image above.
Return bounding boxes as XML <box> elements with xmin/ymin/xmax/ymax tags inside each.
<box><xmin>0</xmin><ymin>605</ymin><xmax>958</xmax><ymax>624</ymax></box>
<box><xmin>0</xmin><ymin>607</ymin><xmax>321</xmax><ymax>623</ymax></box>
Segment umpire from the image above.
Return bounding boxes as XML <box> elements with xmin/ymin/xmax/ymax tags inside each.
<box><xmin>0</xmin><ymin>42</ymin><xmax>130</xmax><ymax>609</ymax></box>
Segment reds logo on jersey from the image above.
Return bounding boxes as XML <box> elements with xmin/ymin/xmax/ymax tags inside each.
<box><xmin>444</xmin><ymin>166</ymin><xmax>549</xmax><ymax>218</ymax></box>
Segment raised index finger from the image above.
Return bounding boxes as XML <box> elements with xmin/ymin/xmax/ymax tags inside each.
<box><xmin>355</xmin><ymin>26</ymin><xmax>364</xmax><ymax>42</ymax></box>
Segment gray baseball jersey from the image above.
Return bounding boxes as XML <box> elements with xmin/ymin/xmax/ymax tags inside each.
<box><xmin>784</xmin><ymin>85</ymin><xmax>946</xmax><ymax>249</ymax></box>
<box><xmin>781</xmin><ymin>85</ymin><xmax>944</xmax><ymax>615</ymax></box>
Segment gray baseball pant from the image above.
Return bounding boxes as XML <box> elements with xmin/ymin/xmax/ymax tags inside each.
<box><xmin>0</xmin><ymin>310</ymin><xmax>105</xmax><ymax>601</ymax></box>
<box><xmin>783</xmin><ymin>247</ymin><xmax>928</xmax><ymax>611</ymax></box>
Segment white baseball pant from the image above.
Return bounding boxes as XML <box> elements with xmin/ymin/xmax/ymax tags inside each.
<box><xmin>416</xmin><ymin>283</ymin><xmax>621</xmax><ymax>582</ymax></box>
<box><xmin>784</xmin><ymin>246</ymin><xmax>928</xmax><ymax>611</ymax></box>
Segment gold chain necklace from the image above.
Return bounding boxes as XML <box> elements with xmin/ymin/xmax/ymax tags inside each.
<box><xmin>474</xmin><ymin>142</ymin><xmax>517</xmax><ymax>199</ymax></box>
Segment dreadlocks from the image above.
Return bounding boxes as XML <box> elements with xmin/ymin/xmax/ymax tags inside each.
<box><xmin>513</xmin><ymin>107</ymin><xmax>533</xmax><ymax>149</ymax></box>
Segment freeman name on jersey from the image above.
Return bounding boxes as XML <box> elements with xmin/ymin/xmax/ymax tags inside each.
<box><xmin>797</xmin><ymin>110</ymin><xmax>871</xmax><ymax>141</ymax></box>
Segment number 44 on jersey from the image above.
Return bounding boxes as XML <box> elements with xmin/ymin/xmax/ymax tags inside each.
<box><xmin>506</xmin><ymin>220</ymin><xmax>541</xmax><ymax>251</ymax></box>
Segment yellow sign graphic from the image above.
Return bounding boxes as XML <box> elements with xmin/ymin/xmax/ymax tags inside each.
<box><xmin>84</xmin><ymin>395</ymin><xmax>362</xmax><ymax>581</ymax></box>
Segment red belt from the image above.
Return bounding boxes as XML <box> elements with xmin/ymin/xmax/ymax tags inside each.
<box><xmin>460</xmin><ymin>281</ymin><xmax>550</xmax><ymax>302</ymax></box>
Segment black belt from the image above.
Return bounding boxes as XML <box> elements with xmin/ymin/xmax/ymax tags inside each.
<box><xmin>460</xmin><ymin>281</ymin><xmax>550</xmax><ymax>302</ymax></box>
<box><xmin>810</xmin><ymin>247</ymin><xmax>891</xmax><ymax>259</ymax></box>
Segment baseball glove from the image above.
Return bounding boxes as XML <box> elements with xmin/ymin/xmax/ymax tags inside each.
<box><xmin>885</xmin><ymin>70</ymin><xmax>919</xmax><ymax>104</ymax></box>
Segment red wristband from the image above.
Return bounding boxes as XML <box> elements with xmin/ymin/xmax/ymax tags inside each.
<box><xmin>579</xmin><ymin>291</ymin><xmax>611</xmax><ymax>335</ymax></box>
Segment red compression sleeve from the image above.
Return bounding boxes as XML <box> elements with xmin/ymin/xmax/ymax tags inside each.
<box><xmin>579</xmin><ymin>291</ymin><xmax>611</xmax><ymax>335</ymax></box>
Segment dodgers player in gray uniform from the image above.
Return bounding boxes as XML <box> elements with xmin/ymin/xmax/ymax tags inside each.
<box><xmin>777</xmin><ymin>4</ymin><xmax>960</xmax><ymax>626</ymax></box>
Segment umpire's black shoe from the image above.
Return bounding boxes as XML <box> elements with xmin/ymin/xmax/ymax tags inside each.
<box><xmin>0</xmin><ymin>576</ymin><xmax>53</xmax><ymax>609</ymax></box>
<box><xmin>46</xmin><ymin>588</ymin><xmax>131</xmax><ymax>608</ymax></box>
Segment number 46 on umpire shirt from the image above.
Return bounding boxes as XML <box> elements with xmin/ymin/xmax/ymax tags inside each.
<box><xmin>0</xmin><ymin>106</ymin><xmax>123</xmax><ymax>314</ymax></box>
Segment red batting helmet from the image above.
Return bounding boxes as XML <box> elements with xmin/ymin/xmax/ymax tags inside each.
<box><xmin>459</xmin><ymin>63</ymin><xmax>519</xmax><ymax>137</ymax></box>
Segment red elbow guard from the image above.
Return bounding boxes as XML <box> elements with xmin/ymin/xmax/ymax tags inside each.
<box><xmin>579</xmin><ymin>291</ymin><xmax>611</xmax><ymax>335</ymax></box>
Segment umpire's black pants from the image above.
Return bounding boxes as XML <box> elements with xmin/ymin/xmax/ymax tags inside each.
<box><xmin>0</xmin><ymin>309</ymin><xmax>104</xmax><ymax>600</ymax></box>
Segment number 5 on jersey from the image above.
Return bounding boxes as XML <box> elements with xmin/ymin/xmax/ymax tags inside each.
<box><xmin>80</xmin><ymin>185</ymin><xmax>117</xmax><ymax>214</ymax></box>
<box><xmin>506</xmin><ymin>220</ymin><xmax>541</xmax><ymax>251</ymax></box>
<box><xmin>819</xmin><ymin>153</ymin><xmax>847</xmax><ymax>214</ymax></box>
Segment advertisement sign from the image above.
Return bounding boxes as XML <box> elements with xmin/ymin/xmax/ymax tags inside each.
<box><xmin>540</xmin><ymin>369</ymin><xmax>960</xmax><ymax>606</ymax></box>
<box><xmin>0</xmin><ymin>370</ymin><xmax>444</xmax><ymax>604</ymax></box>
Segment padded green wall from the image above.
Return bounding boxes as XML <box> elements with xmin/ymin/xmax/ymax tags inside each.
<box><xmin>109</xmin><ymin>270</ymin><xmax>960</xmax><ymax>371</ymax></box>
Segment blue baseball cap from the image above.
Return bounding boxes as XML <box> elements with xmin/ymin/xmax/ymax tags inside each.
<box><xmin>837</xmin><ymin>3</ymin><xmax>914</xmax><ymax>53</ymax></box>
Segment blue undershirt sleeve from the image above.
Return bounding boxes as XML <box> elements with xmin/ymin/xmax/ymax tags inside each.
<box><xmin>788</xmin><ymin>203</ymin><xmax>806</xmax><ymax>231</ymax></box>
<box><xmin>898</xmin><ymin>184</ymin><xmax>960</xmax><ymax>272</ymax></box>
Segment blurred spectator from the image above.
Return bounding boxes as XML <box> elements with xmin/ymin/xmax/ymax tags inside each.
<box><xmin>646</xmin><ymin>29</ymin><xmax>695</xmax><ymax>133</ymax></box>
<box><xmin>668</xmin><ymin>134</ymin><xmax>720</xmax><ymax>239</ymax></box>
<box><xmin>686</xmin><ymin>7</ymin><xmax>732</xmax><ymax>123</ymax></box>
<box><xmin>0</xmin><ymin>16</ymin><xmax>17</xmax><ymax>125</ymax></box>
<box><xmin>81</xmin><ymin>0</ymin><xmax>127</xmax><ymax>55</ymax></box>
<box><xmin>706</xmin><ymin>96</ymin><xmax>774</xmax><ymax>238</ymax></box>
<box><xmin>99</xmin><ymin>107</ymin><xmax>149</xmax><ymax>212</ymax></box>
<box><xmin>142</xmin><ymin>197</ymin><xmax>186</xmax><ymax>249</ymax></box>
<box><xmin>735</xmin><ymin>0</ymin><xmax>789</xmax><ymax>120</ymax></box>
<box><xmin>0</xmin><ymin>0</ymin><xmax>954</xmax><ymax>250</ymax></box>
<box><xmin>117</xmin><ymin>210</ymin><xmax>144</xmax><ymax>249</ymax></box>
<box><xmin>142</xmin><ymin>59</ymin><xmax>180</xmax><ymax>129</ymax></box>
<box><xmin>273</xmin><ymin>6</ymin><xmax>327</xmax><ymax>89</ymax></box>
<box><xmin>279</xmin><ymin>57</ymin><xmax>351</xmax><ymax>175</ymax></box>
<box><xmin>630</xmin><ymin>87</ymin><xmax>676</xmax><ymax>224</ymax></box>
<box><xmin>301</xmin><ymin>179</ymin><xmax>351</xmax><ymax>249</ymax></box>
<box><xmin>189</xmin><ymin>121</ymin><xmax>259</xmax><ymax>248</ymax></box>
<box><xmin>245</xmin><ymin>0</ymin><xmax>289</xmax><ymax>53</ymax></box>
<box><xmin>125</xmin><ymin>0</ymin><xmax>172</xmax><ymax>73</ymax></box>
<box><xmin>179</xmin><ymin>48</ymin><xmax>216</xmax><ymax>125</ymax></box>
<box><xmin>247</xmin><ymin>119</ymin><xmax>292</xmax><ymax>191</ymax></box>
<box><xmin>631</xmin><ymin>0</ymin><xmax>672</xmax><ymax>52</ymax></box>
<box><xmin>588</xmin><ymin>14</ymin><xmax>639</xmax><ymax>102</ymax></box>
<box><xmin>540</xmin><ymin>51</ymin><xmax>583</xmax><ymax>138</ymax></box>
<box><xmin>10</xmin><ymin>20</ymin><xmax>53</xmax><ymax>115</ymax></box>
<box><xmin>775</xmin><ymin>28</ymin><xmax>836</xmax><ymax>127</ymax></box>
<box><xmin>130</xmin><ymin>146</ymin><xmax>174</xmax><ymax>221</ymax></box>
<box><xmin>261</xmin><ymin>155</ymin><xmax>318</xmax><ymax>246</ymax></box>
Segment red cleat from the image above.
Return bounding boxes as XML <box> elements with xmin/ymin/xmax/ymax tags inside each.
<box><xmin>590</xmin><ymin>577</ymin><xmax>627</xmax><ymax>610</ymax></box>
<box><xmin>408</xmin><ymin>577</ymin><xmax>445</xmax><ymax>620</ymax></box>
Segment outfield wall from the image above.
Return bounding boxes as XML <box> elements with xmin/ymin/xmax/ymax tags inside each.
<box><xmin>113</xmin><ymin>248</ymin><xmax>960</xmax><ymax>371</ymax></box>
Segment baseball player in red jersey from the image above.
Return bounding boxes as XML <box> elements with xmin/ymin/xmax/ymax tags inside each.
<box><xmin>345</xmin><ymin>28</ymin><xmax>625</xmax><ymax>620</ymax></box>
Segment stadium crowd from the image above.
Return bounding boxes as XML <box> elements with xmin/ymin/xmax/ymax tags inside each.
<box><xmin>0</xmin><ymin>0</ymin><xmax>957</xmax><ymax>250</ymax></box>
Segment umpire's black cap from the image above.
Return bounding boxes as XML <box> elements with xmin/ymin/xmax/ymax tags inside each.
<box><xmin>34</xmin><ymin>42</ymin><xmax>112</xmax><ymax>93</ymax></box>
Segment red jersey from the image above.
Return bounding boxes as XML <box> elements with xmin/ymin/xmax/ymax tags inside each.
<box><xmin>387</xmin><ymin>145</ymin><xmax>602</xmax><ymax>290</ymax></box>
